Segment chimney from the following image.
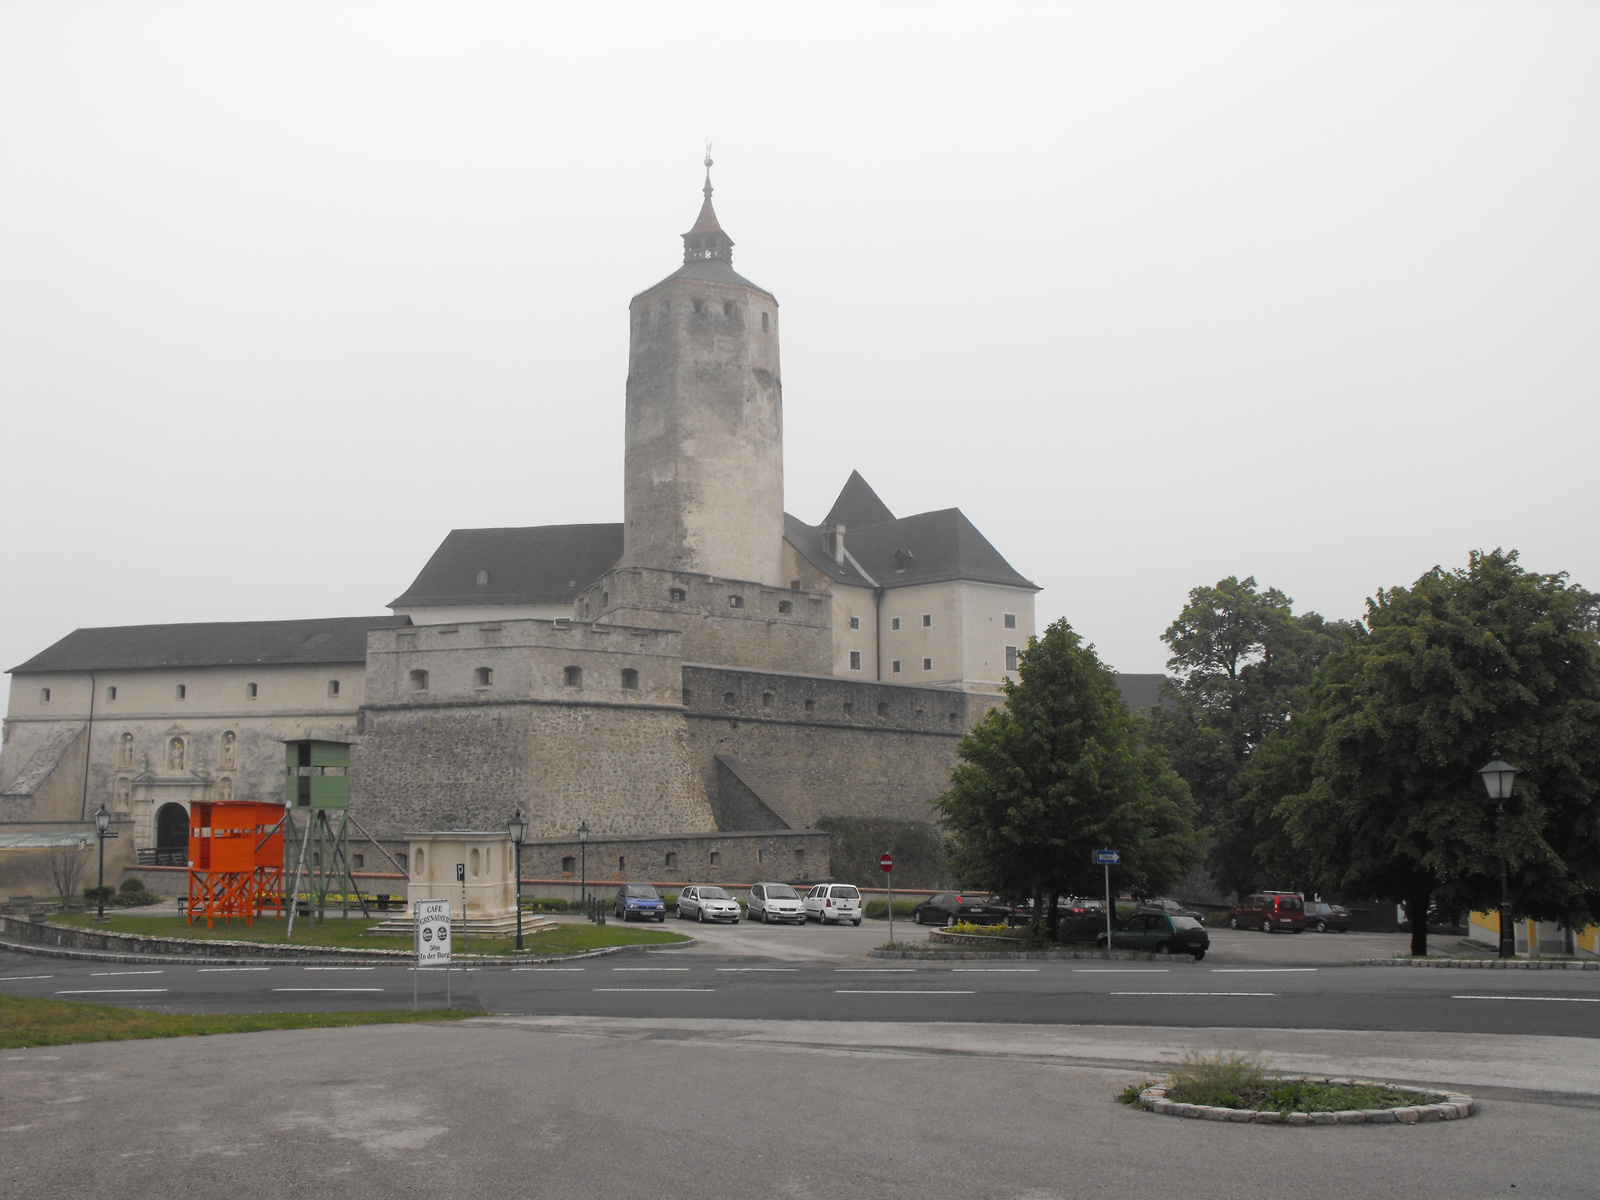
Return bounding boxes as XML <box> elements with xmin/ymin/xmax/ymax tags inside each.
<box><xmin>823</xmin><ymin>524</ymin><xmax>847</xmax><ymax>564</ymax></box>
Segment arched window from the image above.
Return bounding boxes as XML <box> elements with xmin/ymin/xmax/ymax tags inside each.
<box><xmin>476</xmin><ymin>569</ymin><xmax>490</xmax><ymax>587</ymax></box>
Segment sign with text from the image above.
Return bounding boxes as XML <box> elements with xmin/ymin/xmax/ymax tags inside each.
<box><xmin>879</xmin><ymin>853</ymin><xmax>894</xmax><ymax>873</ymax></box>
<box><xmin>1093</xmin><ymin>849</ymin><xmax>1120</xmax><ymax>865</ymax></box>
<box><xmin>415</xmin><ymin>898</ymin><xmax>451</xmax><ymax>964</ymax></box>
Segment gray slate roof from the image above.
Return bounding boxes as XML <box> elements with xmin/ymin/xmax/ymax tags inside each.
<box><xmin>1113</xmin><ymin>673</ymin><xmax>1170</xmax><ymax>714</ymax></box>
<box><xmin>389</xmin><ymin>524</ymin><xmax>623</xmax><ymax>609</ymax></box>
<box><xmin>8</xmin><ymin>616</ymin><xmax>411</xmax><ymax>675</ymax></box>
<box><xmin>823</xmin><ymin>470</ymin><xmax>896</xmax><ymax>530</ymax></box>
<box><xmin>633</xmin><ymin>257</ymin><xmax>775</xmax><ymax>302</ymax></box>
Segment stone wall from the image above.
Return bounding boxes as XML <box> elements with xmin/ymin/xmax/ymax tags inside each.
<box><xmin>512</xmin><ymin>828</ymin><xmax>830</xmax><ymax>892</ymax></box>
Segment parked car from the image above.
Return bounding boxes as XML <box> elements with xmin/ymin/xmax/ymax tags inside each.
<box><xmin>1096</xmin><ymin>913</ymin><xmax>1209</xmax><ymax>959</ymax></box>
<box><xmin>803</xmin><ymin>883</ymin><xmax>863</xmax><ymax>925</ymax></box>
<box><xmin>1227</xmin><ymin>891</ymin><xmax>1306</xmax><ymax>933</ymax></box>
<box><xmin>747</xmin><ymin>881</ymin><xmax>806</xmax><ymax>924</ymax></box>
<box><xmin>911</xmin><ymin>892</ymin><xmax>1012</xmax><ymax>927</ymax></box>
<box><xmin>1303</xmin><ymin>901</ymin><xmax>1351</xmax><ymax>933</ymax></box>
<box><xmin>676</xmin><ymin>885</ymin><xmax>741</xmax><ymax>923</ymax></box>
<box><xmin>613</xmin><ymin>883</ymin><xmax>667</xmax><ymax>922</ymax></box>
<box><xmin>1135</xmin><ymin>897</ymin><xmax>1204</xmax><ymax>921</ymax></box>
<box><xmin>1003</xmin><ymin>896</ymin><xmax>1105</xmax><ymax>924</ymax></box>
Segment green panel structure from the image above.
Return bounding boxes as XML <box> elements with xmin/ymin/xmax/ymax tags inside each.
<box><xmin>281</xmin><ymin>740</ymin><xmax>366</xmax><ymax>933</ymax></box>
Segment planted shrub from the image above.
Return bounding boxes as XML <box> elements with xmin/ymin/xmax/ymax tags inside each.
<box><xmin>1161</xmin><ymin>1048</ymin><xmax>1420</xmax><ymax>1114</ymax></box>
<box><xmin>863</xmin><ymin>899</ymin><xmax>919</xmax><ymax>920</ymax></box>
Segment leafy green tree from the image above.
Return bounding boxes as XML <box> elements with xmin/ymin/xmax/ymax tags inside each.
<box><xmin>936</xmin><ymin>619</ymin><xmax>1200</xmax><ymax>939</ymax></box>
<box><xmin>1276</xmin><ymin>550</ymin><xmax>1600</xmax><ymax>956</ymax></box>
<box><xmin>1148</xmin><ymin>576</ymin><xmax>1343</xmax><ymax>896</ymax></box>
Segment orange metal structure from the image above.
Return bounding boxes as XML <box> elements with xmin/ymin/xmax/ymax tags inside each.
<box><xmin>186</xmin><ymin>801</ymin><xmax>286</xmax><ymax>928</ymax></box>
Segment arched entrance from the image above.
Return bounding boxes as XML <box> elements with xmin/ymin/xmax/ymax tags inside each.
<box><xmin>155</xmin><ymin>802</ymin><xmax>189</xmax><ymax>866</ymax></box>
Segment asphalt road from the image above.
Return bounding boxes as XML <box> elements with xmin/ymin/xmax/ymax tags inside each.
<box><xmin>5</xmin><ymin>923</ymin><xmax>1597</xmax><ymax>1037</ymax></box>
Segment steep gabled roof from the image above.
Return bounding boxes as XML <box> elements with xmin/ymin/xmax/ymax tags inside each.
<box><xmin>847</xmin><ymin>508</ymin><xmax>1038</xmax><ymax>591</ymax></box>
<box><xmin>389</xmin><ymin>524</ymin><xmax>623</xmax><ymax>609</ymax></box>
<box><xmin>8</xmin><ymin>616</ymin><xmax>411</xmax><ymax>675</ymax></box>
<box><xmin>782</xmin><ymin>514</ymin><xmax>876</xmax><ymax>589</ymax></box>
<box><xmin>822</xmin><ymin>470</ymin><xmax>896</xmax><ymax>530</ymax></box>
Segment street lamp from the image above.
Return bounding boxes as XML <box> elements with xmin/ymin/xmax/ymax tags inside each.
<box><xmin>577</xmin><ymin>820</ymin><xmax>590</xmax><ymax>908</ymax></box>
<box><xmin>507</xmin><ymin>809</ymin><xmax>530</xmax><ymax>951</ymax></box>
<box><xmin>1478</xmin><ymin>755</ymin><xmax>1518</xmax><ymax>959</ymax></box>
<box><xmin>93</xmin><ymin>804</ymin><xmax>111</xmax><ymax>923</ymax></box>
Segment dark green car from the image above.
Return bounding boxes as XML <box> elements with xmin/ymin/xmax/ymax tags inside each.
<box><xmin>1095</xmin><ymin>913</ymin><xmax>1209</xmax><ymax>960</ymax></box>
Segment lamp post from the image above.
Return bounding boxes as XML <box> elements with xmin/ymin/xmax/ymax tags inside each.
<box><xmin>577</xmin><ymin>820</ymin><xmax>590</xmax><ymax>909</ymax></box>
<box><xmin>93</xmin><ymin>804</ymin><xmax>111</xmax><ymax>923</ymax></box>
<box><xmin>507</xmin><ymin>808</ymin><xmax>529</xmax><ymax>951</ymax></box>
<box><xmin>1478</xmin><ymin>756</ymin><xmax>1518</xmax><ymax>959</ymax></box>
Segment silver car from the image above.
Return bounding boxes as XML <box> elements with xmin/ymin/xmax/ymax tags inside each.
<box><xmin>747</xmin><ymin>881</ymin><xmax>805</xmax><ymax>925</ymax></box>
<box><xmin>677</xmin><ymin>884</ymin><xmax>741</xmax><ymax>923</ymax></box>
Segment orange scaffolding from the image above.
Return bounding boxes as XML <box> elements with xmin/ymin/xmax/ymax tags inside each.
<box><xmin>186</xmin><ymin>801</ymin><xmax>286</xmax><ymax>928</ymax></box>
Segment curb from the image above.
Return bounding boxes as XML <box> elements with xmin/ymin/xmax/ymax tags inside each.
<box><xmin>0</xmin><ymin>935</ymin><xmax>696</xmax><ymax>968</ymax></box>
<box><xmin>869</xmin><ymin>946</ymin><xmax>1195</xmax><ymax>962</ymax></box>
<box><xmin>1139</xmin><ymin>1080</ymin><xmax>1478</xmax><ymax>1125</ymax></box>
<box><xmin>1355</xmin><ymin>957</ymin><xmax>1598</xmax><ymax>970</ymax></box>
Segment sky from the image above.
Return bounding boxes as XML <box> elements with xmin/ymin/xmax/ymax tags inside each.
<box><xmin>2</xmin><ymin>0</ymin><xmax>1596</xmax><ymax>699</ymax></box>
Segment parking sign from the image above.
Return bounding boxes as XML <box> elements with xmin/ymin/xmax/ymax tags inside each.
<box><xmin>416</xmin><ymin>898</ymin><xmax>451</xmax><ymax>964</ymax></box>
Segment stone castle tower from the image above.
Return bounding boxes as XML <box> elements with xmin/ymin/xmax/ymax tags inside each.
<box><xmin>621</xmin><ymin>156</ymin><xmax>785</xmax><ymax>587</ymax></box>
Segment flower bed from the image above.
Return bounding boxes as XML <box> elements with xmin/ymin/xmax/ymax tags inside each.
<box><xmin>1137</xmin><ymin>1080</ymin><xmax>1476</xmax><ymax>1125</ymax></box>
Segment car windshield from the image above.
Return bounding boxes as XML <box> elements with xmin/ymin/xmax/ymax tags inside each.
<box><xmin>830</xmin><ymin>886</ymin><xmax>860</xmax><ymax>899</ymax></box>
<box><xmin>624</xmin><ymin>885</ymin><xmax>658</xmax><ymax>898</ymax></box>
<box><xmin>698</xmin><ymin>887</ymin><xmax>729</xmax><ymax>899</ymax></box>
<box><xmin>1172</xmin><ymin>916</ymin><xmax>1203</xmax><ymax>930</ymax></box>
<box><xmin>766</xmin><ymin>885</ymin><xmax>799</xmax><ymax>900</ymax></box>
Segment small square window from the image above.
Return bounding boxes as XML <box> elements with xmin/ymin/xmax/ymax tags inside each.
<box><xmin>891</xmin><ymin>617</ymin><xmax>901</xmax><ymax>631</ymax></box>
<box><xmin>849</xmin><ymin>650</ymin><xmax>862</xmax><ymax>670</ymax></box>
<box><xmin>729</xmin><ymin>594</ymin><xmax>745</xmax><ymax>608</ymax></box>
<box><xmin>621</xmin><ymin>668</ymin><xmax>639</xmax><ymax>690</ymax></box>
<box><xmin>410</xmin><ymin>670</ymin><xmax>429</xmax><ymax>691</ymax></box>
<box><xmin>892</xmin><ymin>660</ymin><xmax>901</xmax><ymax>673</ymax></box>
<box><xmin>619</xmin><ymin>855</ymin><xmax>627</xmax><ymax>870</ymax></box>
<box><xmin>842</xmin><ymin>702</ymin><xmax>854</xmax><ymax>715</ymax></box>
<box><xmin>247</xmin><ymin>682</ymin><xmax>258</xmax><ymax>699</ymax></box>
<box><xmin>723</xmin><ymin>299</ymin><xmax>735</xmax><ymax>316</ymax></box>
<box><xmin>176</xmin><ymin>684</ymin><xmax>187</xmax><ymax>700</ymax></box>
<box><xmin>762</xmin><ymin>312</ymin><xmax>770</xmax><ymax>332</ymax></box>
<box><xmin>1004</xmin><ymin>613</ymin><xmax>1017</xmax><ymax>630</ymax></box>
<box><xmin>693</xmin><ymin>298</ymin><xmax>704</xmax><ymax>313</ymax></box>
<box><xmin>849</xmin><ymin>616</ymin><xmax>861</xmax><ymax>630</ymax></box>
<box><xmin>328</xmin><ymin>679</ymin><xmax>340</xmax><ymax>697</ymax></box>
<box><xmin>710</xmin><ymin>850</ymin><xmax>721</xmax><ymax>866</ymax></box>
<box><xmin>789</xmin><ymin>579</ymin><xmax>801</xmax><ymax>590</ymax></box>
<box><xmin>723</xmin><ymin>691</ymin><xmax>736</xmax><ymax>707</ymax></box>
<box><xmin>762</xmin><ymin>691</ymin><xmax>774</xmax><ymax>708</ymax></box>
<box><xmin>106</xmin><ymin>686</ymin><xmax>117</xmax><ymax>701</ymax></box>
<box><xmin>562</xmin><ymin>855</ymin><xmax>576</xmax><ymax>873</ymax></box>
<box><xmin>669</xmin><ymin>587</ymin><xmax>686</xmax><ymax>602</ymax></box>
<box><xmin>39</xmin><ymin>687</ymin><xmax>50</xmax><ymax>703</ymax></box>
<box><xmin>352</xmin><ymin>853</ymin><xmax>365</xmax><ymax>869</ymax></box>
<box><xmin>1005</xmin><ymin>645</ymin><xmax>1018</xmax><ymax>671</ymax></box>
<box><xmin>922</xmin><ymin>614</ymin><xmax>932</xmax><ymax>628</ymax></box>
<box><xmin>564</xmin><ymin>666</ymin><xmax>582</xmax><ymax>687</ymax></box>
<box><xmin>665</xmin><ymin>851</ymin><xmax>679</xmax><ymax>868</ymax></box>
<box><xmin>877</xmin><ymin>701</ymin><xmax>889</xmax><ymax>717</ymax></box>
<box><xmin>804</xmin><ymin>698</ymin><xmax>815</xmax><ymax>712</ymax></box>
<box><xmin>757</xmin><ymin>848</ymin><xmax>765</xmax><ymax>863</ymax></box>
<box><xmin>923</xmin><ymin>658</ymin><xmax>933</xmax><ymax>671</ymax></box>
<box><xmin>778</xmin><ymin>600</ymin><xmax>793</xmax><ymax>614</ymax></box>
<box><xmin>475</xmin><ymin>667</ymin><xmax>493</xmax><ymax>687</ymax></box>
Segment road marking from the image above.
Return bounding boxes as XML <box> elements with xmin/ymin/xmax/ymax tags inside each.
<box><xmin>89</xmin><ymin>970</ymin><xmax>163</xmax><ymax>977</ymax></box>
<box><xmin>1212</xmin><ymin>968</ymin><xmax>1318</xmax><ymax>973</ymax></box>
<box><xmin>273</xmin><ymin>987</ymin><xmax>384</xmax><ymax>993</ymax></box>
<box><xmin>407</xmin><ymin>968</ymin><xmax>479</xmax><ymax>972</ymax></box>
<box><xmin>56</xmin><ymin>989</ymin><xmax>168</xmax><ymax>994</ymax></box>
<box><xmin>304</xmin><ymin>966</ymin><xmax>375</xmax><ymax>971</ymax></box>
<box><xmin>512</xmin><ymin>967</ymin><xmax>585</xmax><ymax>972</ymax></box>
<box><xmin>593</xmin><ymin>988</ymin><xmax>715</xmax><ymax>993</ymax></box>
<box><xmin>717</xmin><ymin>968</ymin><xmax>799</xmax><ymax>972</ymax></box>
<box><xmin>835</xmin><ymin>968</ymin><xmax>915</xmax><ymax>973</ymax></box>
<box><xmin>1452</xmin><ymin>995</ymin><xmax>1600</xmax><ymax>1003</ymax></box>
<box><xmin>1075</xmin><ymin>969</ymin><xmax>1169</xmax><ymax>973</ymax></box>
<box><xmin>0</xmin><ymin>975</ymin><xmax>53</xmax><ymax>981</ymax></box>
<box><xmin>1110</xmin><ymin>991</ymin><xmax>1275</xmax><ymax>996</ymax></box>
<box><xmin>835</xmin><ymin>990</ymin><xmax>975</xmax><ymax>995</ymax></box>
<box><xmin>612</xmin><ymin>967</ymin><xmax>690</xmax><ymax>972</ymax></box>
<box><xmin>951</xmin><ymin>969</ymin><xmax>1039</xmax><ymax>973</ymax></box>
<box><xmin>197</xmin><ymin>967</ymin><xmax>270</xmax><ymax>972</ymax></box>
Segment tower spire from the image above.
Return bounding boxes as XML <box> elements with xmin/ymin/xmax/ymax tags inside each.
<box><xmin>683</xmin><ymin>146</ymin><xmax>735</xmax><ymax>265</ymax></box>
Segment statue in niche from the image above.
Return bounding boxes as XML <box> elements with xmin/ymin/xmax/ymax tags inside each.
<box><xmin>119</xmin><ymin>732</ymin><xmax>135</xmax><ymax>769</ymax></box>
<box><xmin>168</xmin><ymin>738</ymin><xmax>184</xmax><ymax>772</ymax></box>
<box><xmin>140</xmin><ymin>751</ymin><xmax>150</xmax><ymax>774</ymax></box>
<box><xmin>114</xmin><ymin>777</ymin><xmax>131</xmax><ymax>809</ymax></box>
<box><xmin>219</xmin><ymin>730</ymin><xmax>237</xmax><ymax>769</ymax></box>
<box><xmin>215</xmin><ymin>777</ymin><xmax>233</xmax><ymax>801</ymax></box>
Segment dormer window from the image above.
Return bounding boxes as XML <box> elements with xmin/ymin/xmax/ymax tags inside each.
<box><xmin>476</xmin><ymin>569</ymin><xmax>490</xmax><ymax>587</ymax></box>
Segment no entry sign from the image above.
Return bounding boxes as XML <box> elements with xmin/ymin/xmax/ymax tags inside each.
<box><xmin>879</xmin><ymin>853</ymin><xmax>894</xmax><ymax>872</ymax></box>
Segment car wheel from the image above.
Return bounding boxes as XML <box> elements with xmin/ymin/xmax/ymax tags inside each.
<box><xmin>852</xmin><ymin>919</ymin><xmax>861</xmax><ymax>926</ymax></box>
<box><xmin>945</xmin><ymin>914</ymin><xmax>957</xmax><ymax>927</ymax></box>
<box><xmin>697</xmin><ymin>908</ymin><xmax>706</xmax><ymax>923</ymax></box>
<box><xmin>1316</xmin><ymin>920</ymin><xmax>1328</xmax><ymax>933</ymax></box>
<box><xmin>1154</xmin><ymin>941</ymin><xmax>1171</xmax><ymax>956</ymax></box>
<box><xmin>1192</xmin><ymin>949</ymin><xmax>1206</xmax><ymax>961</ymax></box>
<box><xmin>656</xmin><ymin>915</ymin><xmax>665</xmax><ymax>923</ymax></box>
<box><xmin>1261</xmin><ymin>919</ymin><xmax>1273</xmax><ymax>933</ymax></box>
<box><xmin>1228</xmin><ymin>917</ymin><xmax>1240</xmax><ymax>930</ymax></box>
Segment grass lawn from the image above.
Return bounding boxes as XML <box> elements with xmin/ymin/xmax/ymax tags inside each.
<box><xmin>47</xmin><ymin>913</ymin><xmax>689</xmax><ymax>955</ymax></box>
<box><xmin>0</xmin><ymin>993</ymin><xmax>471</xmax><ymax>1050</ymax></box>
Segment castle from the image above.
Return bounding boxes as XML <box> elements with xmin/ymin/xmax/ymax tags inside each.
<box><xmin>2</xmin><ymin>163</ymin><xmax>1155</xmax><ymax>894</ymax></box>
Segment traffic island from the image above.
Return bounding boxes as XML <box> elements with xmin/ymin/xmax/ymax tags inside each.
<box><xmin>870</xmin><ymin>942</ymin><xmax>1198</xmax><ymax>962</ymax></box>
<box><xmin>1135</xmin><ymin>1080</ymin><xmax>1478</xmax><ymax>1125</ymax></box>
<box><xmin>1355</xmin><ymin>956</ymin><xmax>1598</xmax><ymax>970</ymax></box>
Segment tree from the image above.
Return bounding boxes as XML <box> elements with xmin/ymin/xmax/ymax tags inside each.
<box><xmin>47</xmin><ymin>843</ymin><xmax>89</xmax><ymax>903</ymax></box>
<box><xmin>1277</xmin><ymin>550</ymin><xmax>1600</xmax><ymax>955</ymax></box>
<box><xmin>936</xmin><ymin>619</ymin><xmax>1200</xmax><ymax>939</ymax></box>
<box><xmin>1148</xmin><ymin>576</ymin><xmax>1344</xmax><ymax>896</ymax></box>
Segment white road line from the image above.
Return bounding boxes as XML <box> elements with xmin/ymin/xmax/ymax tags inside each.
<box><xmin>951</xmin><ymin>969</ymin><xmax>1039</xmax><ymax>973</ymax></box>
<box><xmin>1212</xmin><ymin>968</ymin><xmax>1319</xmax><ymax>973</ymax></box>
<box><xmin>272</xmin><ymin>987</ymin><xmax>385</xmax><ymax>993</ymax></box>
<box><xmin>56</xmin><ymin>989</ymin><xmax>168</xmax><ymax>995</ymax></box>
<box><xmin>717</xmin><ymin>968</ymin><xmax>799</xmax><ymax>972</ymax></box>
<box><xmin>612</xmin><ymin>967</ymin><xmax>690</xmax><ymax>972</ymax></box>
<box><xmin>407</xmin><ymin>968</ymin><xmax>479</xmax><ymax>973</ymax></box>
<box><xmin>0</xmin><ymin>975</ymin><xmax>53</xmax><ymax>981</ymax></box>
<box><xmin>1110</xmin><ymin>991</ymin><xmax>1275</xmax><ymax>996</ymax></box>
<box><xmin>835</xmin><ymin>968</ymin><xmax>915</xmax><ymax>973</ymax></box>
<box><xmin>593</xmin><ymin>988</ymin><xmax>715</xmax><ymax>993</ymax></box>
<box><xmin>835</xmin><ymin>990</ymin><xmax>975</xmax><ymax>995</ymax></box>
<box><xmin>89</xmin><ymin>970</ymin><xmax>163</xmax><ymax>977</ymax></box>
<box><xmin>197</xmin><ymin>967</ymin><xmax>270</xmax><ymax>973</ymax></box>
<box><xmin>304</xmin><ymin>966</ymin><xmax>375</xmax><ymax>971</ymax></box>
<box><xmin>512</xmin><ymin>967</ymin><xmax>585</xmax><ymax>972</ymax></box>
<box><xmin>1453</xmin><ymin>995</ymin><xmax>1600</xmax><ymax>1003</ymax></box>
<box><xmin>1075</xmin><ymin>969</ymin><xmax>1169</xmax><ymax>973</ymax></box>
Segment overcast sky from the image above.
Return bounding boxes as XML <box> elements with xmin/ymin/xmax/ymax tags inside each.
<box><xmin>2</xmin><ymin>0</ymin><xmax>1595</xmax><ymax>699</ymax></box>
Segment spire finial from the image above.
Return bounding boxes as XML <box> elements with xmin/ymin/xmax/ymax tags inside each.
<box><xmin>703</xmin><ymin>142</ymin><xmax>714</xmax><ymax>198</ymax></box>
<box><xmin>682</xmin><ymin>143</ymin><xmax>733</xmax><ymax>265</ymax></box>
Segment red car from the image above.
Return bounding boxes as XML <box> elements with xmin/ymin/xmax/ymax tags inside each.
<box><xmin>1228</xmin><ymin>891</ymin><xmax>1305</xmax><ymax>933</ymax></box>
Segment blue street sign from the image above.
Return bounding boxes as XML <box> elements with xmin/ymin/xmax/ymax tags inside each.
<box><xmin>1093</xmin><ymin>849</ymin><xmax>1120</xmax><ymax>865</ymax></box>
